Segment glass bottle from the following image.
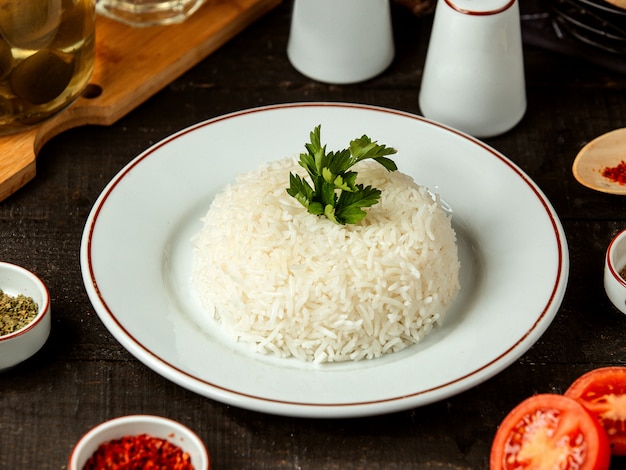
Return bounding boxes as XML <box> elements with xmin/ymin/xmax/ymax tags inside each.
<box><xmin>0</xmin><ymin>0</ymin><xmax>96</xmax><ymax>134</ymax></box>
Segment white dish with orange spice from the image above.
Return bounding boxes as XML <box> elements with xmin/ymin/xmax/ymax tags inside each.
<box><xmin>68</xmin><ymin>415</ymin><xmax>209</xmax><ymax>469</ymax></box>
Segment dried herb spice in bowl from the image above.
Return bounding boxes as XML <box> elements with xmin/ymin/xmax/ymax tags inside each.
<box><xmin>0</xmin><ymin>262</ymin><xmax>51</xmax><ymax>371</ymax></box>
<box><xmin>0</xmin><ymin>289</ymin><xmax>38</xmax><ymax>336</ymax></box>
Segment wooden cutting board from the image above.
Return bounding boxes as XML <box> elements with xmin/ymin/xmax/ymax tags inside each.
<box><xmin>0</xmin><ymin>0</ymin><xmax>282</xmax><ymax>203</ymax></box>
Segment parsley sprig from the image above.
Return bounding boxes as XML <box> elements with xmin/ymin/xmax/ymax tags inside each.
<box><xmin>286</xmin><ymin>125</ymin><xmax>398</xmax><ymax>225</ymax></box>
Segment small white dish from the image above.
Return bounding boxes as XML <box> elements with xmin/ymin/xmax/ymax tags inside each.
<box><xmin>68</xmin><ymin>415</ymin><xmax>210</xmax><ymax>470</ymax></box>
<box><xmin>0</xmin><ymin>262</ymin><xmax>51</xmax><ymax>371</ymax></box>
<box><xmin>604</xmin><ymin>229</ymin><xmax>626</xmax><ymax>314</ymax></box>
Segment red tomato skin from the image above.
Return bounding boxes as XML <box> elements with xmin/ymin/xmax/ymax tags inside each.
<box><xmin>565</xmin><ymin>366</ymin><xmax>626</xmax><ymax>456</ymax></box>
<box><xmin>490</xmin><ymin>394</ymin><xmax>611</xmax><ymax>470</ymax></box>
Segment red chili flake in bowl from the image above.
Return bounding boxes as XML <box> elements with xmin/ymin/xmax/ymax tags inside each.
<box><xmin>83</xmin><ymin>433</ymin><xmax>194</xmax><ymax>469</ymax></box>
<box><xmin>601</xmin><ymin>160</ymin><xmax>626</xmax><ymax>185</ymax></box>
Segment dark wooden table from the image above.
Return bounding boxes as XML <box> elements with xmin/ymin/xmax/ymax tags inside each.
<box><xmin>2</xmin><ymin>1</ymin><xmax>626</xmax><ymax>468</ymax></box>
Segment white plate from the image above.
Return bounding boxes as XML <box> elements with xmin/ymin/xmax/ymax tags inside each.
<box><xmin>81</xmin><ymin>103</ymin><xmax>569</xmax><ymax>418</ymax></box>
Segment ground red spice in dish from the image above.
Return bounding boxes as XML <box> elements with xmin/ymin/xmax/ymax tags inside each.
<box><xmin>600</xmin><ymin>160</ymin><xmax>626</xmax><ymax>185</ymax></box>
<box><xmin>83</xmin><ymin>434</ymin><xmax>194</xmax><ymax>470</ymax></box>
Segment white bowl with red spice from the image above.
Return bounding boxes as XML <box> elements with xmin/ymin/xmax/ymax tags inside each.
<box><xmin>604</xmin><ymin>228</ymin><xmax>626</xmax><ymax>315</ymax></box>
<box><xmin>68</xmin><ymin>415</ymin><xmax>210</xmax><ymax>470</ymax></box>
<box><xmin>0</xmin><ymin>261</ymin><xmax>51</xmax><ymax>371</ymax></box>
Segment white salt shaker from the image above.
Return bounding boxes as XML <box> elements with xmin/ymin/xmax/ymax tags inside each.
<box><xmin>418</xmin><ymin>0</ymin><xmax>526</xmax><ymax>138</ymax></box>
<box><xmin>287</xmin><ymin>0</ymin><xmax>394</xmax><ymax>84</ymax></box>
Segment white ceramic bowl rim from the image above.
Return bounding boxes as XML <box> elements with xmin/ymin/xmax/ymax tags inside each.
<box><xmin>69</xmin><ymin>414</ymin><xmax>209</xmax><ymax>469</ymax></box>
<box><xmin>0</xmin><ymin>262</ymin><xmax>50</xmax><ymax>341</ymax></box>
<box><xmin>606</xmin><ymin>228</ymin><xmax>626</xmax><ymax>288</ymax></box>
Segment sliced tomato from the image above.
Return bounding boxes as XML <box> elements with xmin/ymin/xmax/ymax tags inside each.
<box><xmin>490</xmin><ymin>394</ymin><xmax>611</xmax><ymax>470</ymax></box>
<box><xmin>565</xmin><ymin>366</ymin><xmax>626</xmax><ymax>456</ymax></box>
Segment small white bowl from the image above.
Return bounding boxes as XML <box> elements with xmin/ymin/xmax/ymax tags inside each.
<box><xmin>68</xmin><ymin>415</ymin><xmax>210</xmax><ymax>470</ymax></box>
<box><xmin>0</xmin><ymin>262</ymin><xmax>51</xmax><ymax>371</ymax></box>
<box><xmin>604</xmin><ymin>229</ymin><xmax>626</xmax><ymax>315</ymax></box>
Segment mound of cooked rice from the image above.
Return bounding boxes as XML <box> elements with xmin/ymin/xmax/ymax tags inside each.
<box><xmin>191</xmin><ymin>156</ymin><xmax>460</xmax><ymax>363</ymax></box>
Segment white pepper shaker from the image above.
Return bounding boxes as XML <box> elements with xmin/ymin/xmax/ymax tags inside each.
<box><xmin>419</xmin><ymin>0</ymin><xmax>526</xmax><ymax>138</ymax></box>
<box><xmin>287</xmin><ymin>0</ymin><xmax>395</xmax><ymax>84</ymax></box>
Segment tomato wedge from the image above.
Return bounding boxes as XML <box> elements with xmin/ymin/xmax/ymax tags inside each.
<box><xmin>565</xmin><ymin>366</ymin><xmax>626</xmax><ymax>456</ymax></box>
<box><xmin>490</xmin><ymin>394</ymin><xmax>611</xmax><ymax>470</ymax></box>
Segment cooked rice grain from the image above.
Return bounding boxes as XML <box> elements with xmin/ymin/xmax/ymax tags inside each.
<box><xmin>191</xmin><ymin>157</ymin><xmax>460</xmax><ymax>363</ymax></box>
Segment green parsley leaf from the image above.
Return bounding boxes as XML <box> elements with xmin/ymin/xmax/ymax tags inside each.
<box><xmin>286</xmin><ymin>173</ymin><xmax>313</xmax><ymax>208</ymax></box>
<box><xmin>287</xmin><ymin>125</ymin><xmax>397</xmax><ymax>224</ymax></box>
